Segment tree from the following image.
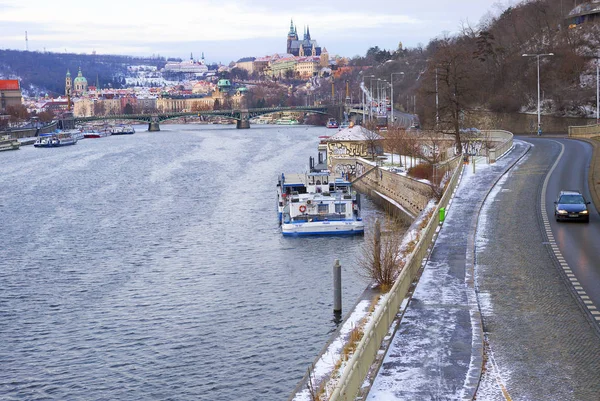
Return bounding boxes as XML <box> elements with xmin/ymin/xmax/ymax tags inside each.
<box><xmin>124</xmin><ymin>103</ymin><xmax>134</xmax><ymax>114</ymax></box>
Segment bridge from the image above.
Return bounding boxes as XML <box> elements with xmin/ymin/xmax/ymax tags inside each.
<box><xmin>72</xmin><ymin>105</ymin><xmax>341</xmax><ymax>131</ymax></box>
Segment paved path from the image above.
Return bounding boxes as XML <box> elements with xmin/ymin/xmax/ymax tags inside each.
<box><xmin>366</xmin><ymin>142</ymin><xmax>532</xmax><ymax>400</ymax></box>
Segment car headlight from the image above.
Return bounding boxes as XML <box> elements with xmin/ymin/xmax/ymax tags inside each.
<box><xmin>557</xmin><ymin>209</ymin><xmax>568</xmax><ymax>214</ymax></box>
<box><xmin>581</xmin><ymin>210</ymin><xmax>589</xmax><ymax>214</ymax></box>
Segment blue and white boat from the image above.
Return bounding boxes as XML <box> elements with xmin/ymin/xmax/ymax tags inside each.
<box><xmin>277</xmin><ymin>169</ymin><xmax>364</xmax><ymax>236</ymax></box>
<box><xmin>33</xmin><ymin>131</ymin><xmax>78</xmax><ymax>147</ymax></box>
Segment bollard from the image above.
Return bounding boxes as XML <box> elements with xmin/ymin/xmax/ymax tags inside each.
<box><xmin>333</xmin><ymin>259</ymin><xmax>342</xmax><ymax>314</ymax></box>
<box><xmin>439</xmin><ymin>207</ymin><xmax>446</xmax><ymax>223</ymax></box>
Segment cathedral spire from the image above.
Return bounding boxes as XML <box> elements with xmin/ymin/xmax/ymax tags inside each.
<box><xmin>288</xmin><ymin>18</ymin><xmax>295</xmax><ymax>35</ymax></box>
<box><xmin>306</xmin><ymin>26</ymin><xmax>311</xmax><ymax>40</ymax></box>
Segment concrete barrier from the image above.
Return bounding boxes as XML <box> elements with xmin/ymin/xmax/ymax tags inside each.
<box><xmin>568</xmin><ymin>123</ymin><xmax>600</xmax><ymax>138</ymax></box>
<box><xmin>483</xmin><ymin>129</ymin><xmax>513</xmax><ymax>163</ymax></box>
<box><xmin>328</xmin><ymin>160</ymin><xmax>465</xmax><ymax>401</ymax></box>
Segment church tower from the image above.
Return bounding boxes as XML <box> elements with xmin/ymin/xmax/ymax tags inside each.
<box><xmin>286</xmin><ymin>19</ymin><xmax>298</xmax><ymax>55</ymax></box>
<box><xmin>65</xmin><ymin>69</ymin><xmax>72</xmax><ymax>97</ymax></box>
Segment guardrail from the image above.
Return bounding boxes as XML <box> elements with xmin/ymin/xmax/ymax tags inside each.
<box><xmin>329</xmin><ymin>159</ymin><xmax>465</xmax><ymax>401</ymax></box>
<box><xmin>568</xmin><ymin>123</ymin><xmax>600</xmax><ymax>138</ymax></box>
<box><xmin>483</xmin><ymin>129</ymin><xmax>513</xmax><ymax>163</ymax></box>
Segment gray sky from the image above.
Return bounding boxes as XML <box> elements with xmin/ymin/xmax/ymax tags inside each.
<box><xmin>0</xmin><ymin>0</ymin><xmax>512</xmax><ymax>63</ymax></box>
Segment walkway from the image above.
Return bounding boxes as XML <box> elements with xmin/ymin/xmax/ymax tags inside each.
<box><xmin>365</xmin><ymin>142</ymin><xmax>531</xmax><ymax>400</ymax></box>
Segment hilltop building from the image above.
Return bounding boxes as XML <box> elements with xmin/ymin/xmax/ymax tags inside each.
<box><xmin>567</xmin><ymin>0</ymin><xmax>600</xmax><ymax>26</ymax></box>
<box><xmin>286</xmin><ymin>19</ymin><xmax>322</xmax><ymax>57</ymax></box>
<box><xmin>0</xmin><ymin>79</ymin><xmax>22</xmax><ymax>111</ymax></box>
<box><xmin>164</xmin><ymin>53</ymin><xmax>209</xmax><ymax>75</ymax></box>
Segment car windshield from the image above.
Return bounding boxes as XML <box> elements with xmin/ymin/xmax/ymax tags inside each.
<box><xmin>559</xmin><ymin>194</ymin><xmax>584</xmax><ymax>204</ymax></box>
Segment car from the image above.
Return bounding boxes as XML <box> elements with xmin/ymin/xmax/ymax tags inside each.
<box><xmin>554</xmin><ymin>190</ymin><xmax>590</xmax><ymax>223</ymax></box>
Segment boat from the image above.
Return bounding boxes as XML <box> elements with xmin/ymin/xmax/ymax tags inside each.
<box><xmin>275</xmin><ymin>118</ymin><xmax>299</xmax><ymax>125</ymax></box>
<box><xmin>33</xmin><ymin>131</ymin><xmax>78</xmax><ymax>147</ymax></box>
<box><xmin>277</xmin><ymin>160</ymin><xmax>364</xmax><ymax>236</ymax></box>
<box><xmin>110</xmin><ymin>125</ymin><xmax>135</xmax><ymax>135</ymax></box>
<box><xmin>83</xmin><ymin>128</ymin><xmax>111</xmax><ymax>139</ymax></box>
<box><xmin>0</xmin><ymin>135</ymin><xmax>20</xmax><ymax>151</ymax></box>
<box><xmin>326</xmin><ymin>118</ymin><xmax>339</xmax><ymax>129</ymax></box>
<box><xmin>66</xmin><ymin>129</ymin><xmax>85</xmax><ymax>141</ymax></box>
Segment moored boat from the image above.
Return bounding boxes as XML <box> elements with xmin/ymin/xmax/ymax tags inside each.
<box><xmin>110</xmin><ymin>125</ymin><xmax>135</xmax><ymax>135</ymax></box>
<box><xmin>83</xmin><ymin>129</ymin><xmax>111</xmax><ymax>138</ymax></box>
<box><xmin>0</xmin><ymin>135</ymin><xmax>20</xmax><ymax>151</ymax></box>
<box><xmin>277</xmin><ymin>169</ymin><xmax>364</xmax><ymax>236</ymax></box>
<box><xmin>33</xmin><ymin>131</ymin><xmax>78</xmax><ymax>147</ymax></box>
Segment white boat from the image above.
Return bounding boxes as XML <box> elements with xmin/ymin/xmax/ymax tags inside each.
<box><xmin>0</xmin><ymin>135</ymin><xmax>20</xmax><ymax>151</ymax></box>
<box><xmin>277</xmin><ymin>169</ymin><xmax>364</xmax><ymax>236</ymax></box>
<box><xmin>275</xmin><ymin>118</ymin><xmax>299</xmax><ymax>125</ymax></box>
<box><xmin>34</xmin><ymin>131</ymin><xmax>78</xmax><ymax>147</ymax></box>
<box><xmin>110</xmin><ymin>125</ymin><xmax>135</xmax><ymax>135</ymax></box>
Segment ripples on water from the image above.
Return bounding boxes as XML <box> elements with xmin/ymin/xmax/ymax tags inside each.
<box><xmin>0</xmin><ymin>124</ymin><xmax>383</xmax><ymax>400</ymax></box>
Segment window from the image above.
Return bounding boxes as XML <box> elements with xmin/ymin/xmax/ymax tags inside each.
<box><xmin>318</xmin><ymin>204</ymin><xmax>328</xmax><ymax>214</ymax></box>
<box><xmin>335</xmin><ymin>203</ymin><xmax>346</xmax><ymax>214</ymax></box>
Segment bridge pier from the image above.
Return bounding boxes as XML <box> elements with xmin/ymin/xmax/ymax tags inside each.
<box><xmin>148</xmin><ymin>115</ymin><xmax>160</xmax><ymax>131</ymax></box>
<box><xmin>236</xmin><ymin>110</ymin><xmax>250</xmax><ymax>129</ymax></box>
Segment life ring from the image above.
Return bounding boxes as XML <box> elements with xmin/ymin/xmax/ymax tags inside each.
<box><xmin>299</xmin><ymin>205</ymin><xmax>307</xmax><ymax>213</ymax></box>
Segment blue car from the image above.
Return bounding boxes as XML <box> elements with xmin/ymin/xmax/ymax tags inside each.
<box><xmin>554</xmin><ymin>190</ymin><xmax>590</xmax><ymax>223</ymax></box>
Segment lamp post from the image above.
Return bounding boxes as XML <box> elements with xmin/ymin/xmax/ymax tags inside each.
<box><xmin>362</xmin><ymin>75</ymin><xmax>374</xmax><ymax>124</ymax></box>
<box><xmin>435</xmin><ymin>67</ymin><xmax>439</xmax><ymax>130</ymax></box>
<box><xmin>369</xmin><ymin>77</ymin><xmax>377</xmax><ymax>120</ymax></box>
<box><xmin>522</xmin><ymin>52</ymin><xmax>554</xmax><ymax>135</ymax></box>
<box><xmin>390</xmin><ymin>72</ymin><xmax>404</xmax><ymax>127</ymax></box>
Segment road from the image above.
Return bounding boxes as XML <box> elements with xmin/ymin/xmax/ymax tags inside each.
<box><xmin>541</xmin><ymin>137</ymin><xmax>600</xmax><ymax>312</ymax></box>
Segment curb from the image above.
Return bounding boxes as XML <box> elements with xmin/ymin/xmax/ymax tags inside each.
<box><xmin>575</xmin><ymin>137</ymin><xmax>600</xmax><ymax>214</ymax></box>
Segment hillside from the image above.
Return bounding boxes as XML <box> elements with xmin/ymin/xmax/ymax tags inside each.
<box><xmin>0</xmin><ymin>50</ymin><xmax>167</xmax><ymax>96</ymax></box>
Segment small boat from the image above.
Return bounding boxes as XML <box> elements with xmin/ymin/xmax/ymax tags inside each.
<box><xmin>277</xmin><ymin>168</ymin><xmax>364</xmax><ymax>236</ymax></box>
<box><xmin>34</xmin><ymin>131</ymin><xmax>78</xmax><ymax>147</ymax></box>
<box><xmin>326</xmin><ymin>118</ymin><xmax>338</xmax><ymax>129</ymax></box>
<box><xmin>275</xmin><ymin>118</ymin><xmax>299</xmax><ymax>125</ymax></box>
<box><xmin>0</xmin><ymin>135</ymin><xmax>20</xmax><ymax>151</ymax></box>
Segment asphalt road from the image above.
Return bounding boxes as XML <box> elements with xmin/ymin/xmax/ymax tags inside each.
<box><xmin>535</xmin><ymin>137</ymin><xmax>600</xmax><ymax>314</ymax></box>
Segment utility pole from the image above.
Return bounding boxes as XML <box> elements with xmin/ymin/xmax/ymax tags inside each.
<box><xmin>25</xmin><ymin>31</ymin><xmax>28</xmax><ymax>51</ymax></box>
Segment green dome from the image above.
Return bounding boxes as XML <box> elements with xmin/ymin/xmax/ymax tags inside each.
<box><xmin>73</xmin><ymin>67</ymin><xmax>87</xmax><ymax>83</ymax></box>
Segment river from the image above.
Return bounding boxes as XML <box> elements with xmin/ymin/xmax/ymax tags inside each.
<box><xmin>0</xmin><ymin>124</ymin><xmax>382</xmax><ymax>400</ymax></box>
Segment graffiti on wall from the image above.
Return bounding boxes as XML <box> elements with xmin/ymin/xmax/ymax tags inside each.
<box><xmin>328</xmin><ymin>142</ymin><xmax>367</xmax><ymax>158</ymax></box>
<box><xmin>335</xmin><ymin>163</ymin><xmax>356</xmax><ymax>176</ymax></box>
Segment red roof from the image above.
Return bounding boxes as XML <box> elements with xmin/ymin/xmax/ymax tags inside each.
<box><xmin>0</xmin><ymin>80</ymin><xmax>20</xmax><ymax>90</ymax></box>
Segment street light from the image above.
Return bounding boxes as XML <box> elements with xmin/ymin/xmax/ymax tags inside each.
<box><xmin>362</xmin><ymin>74</ymin><xmax>374</xmax><ymax>124</ymax></box>
<box><xmin>391</xmin><ymin>72</ymin><xmax>404</xmax><ymax>126</ymax></box>
<box><xmin>522</xmin><ymin>52</ymin><xmax>554</xmax><ymax>135</ymax></box>
<box><xmin>369</xmin><ymin>77</ymin><xmax>377</xmax><ymax>120</ymax></box>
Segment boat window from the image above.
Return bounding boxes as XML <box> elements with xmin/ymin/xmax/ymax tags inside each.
<box><xmin>318</xmin><ymin>204</ymin><xmax>328</xmax><ymax>214</ymax></box>
<box><xmin>316</xmin><ymin>180</ymin><xmax>321</xmax><ymax>185</ymax></box>
<box><xmin>335</xmin><ymin>203</ymin><xmax>346</xmax><ymax>214</ymax></box>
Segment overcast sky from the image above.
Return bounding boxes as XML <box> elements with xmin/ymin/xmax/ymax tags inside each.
<box><xmin>0</xmin><ymin>0</ymin><xmax>513</xmax><ymax>63</ymax></box>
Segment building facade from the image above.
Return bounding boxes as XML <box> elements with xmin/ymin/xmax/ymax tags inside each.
<box><xmin>0</xmin><ymin>80</ymin><xmax>22</xmax><ymax>111</ymax></box>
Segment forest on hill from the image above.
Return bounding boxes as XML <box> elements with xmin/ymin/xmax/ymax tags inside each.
<box><xmin>0</xmin><ymin>50</ymin><xmax>168</xmax><ymax>96</ymax></box>
<box><xmin>335</xmin><ymin>0</ymin><xmax>599</xmax><ymax>131</ymax></box>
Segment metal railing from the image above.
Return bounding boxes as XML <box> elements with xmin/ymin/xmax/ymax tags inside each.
<box><xmin>328</xmin><ymin>160</ymin><xmax>465</xmax><ymax>401</ymax></box>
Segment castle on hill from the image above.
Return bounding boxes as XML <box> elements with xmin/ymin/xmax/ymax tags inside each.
<box><xmin>286</xmin><ymin>19</ymin><xmax>322</xmax><ymax>57</ymax></box>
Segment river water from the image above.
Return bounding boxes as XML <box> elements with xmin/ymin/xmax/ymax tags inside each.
<box><xmin>0</xmin><ymin>124</ymin><xmax>381</xmax><ymax>400</ymax></box>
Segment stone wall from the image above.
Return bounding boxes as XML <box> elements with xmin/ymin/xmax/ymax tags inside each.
<box><xmin>330</xmin><ymin>156</ymin><xmax>432</xmax><ymax>222</ymax></box>
<box><xmin>468</xmin><ymin>111</ymin><xmax>596</xmax><ymax>134</ymax></box>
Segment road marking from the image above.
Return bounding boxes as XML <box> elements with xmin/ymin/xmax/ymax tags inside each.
<box><xmin>541</xmin><ymin>139</ymin><xmax>599</xmax><ymax>326</ymax></box>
